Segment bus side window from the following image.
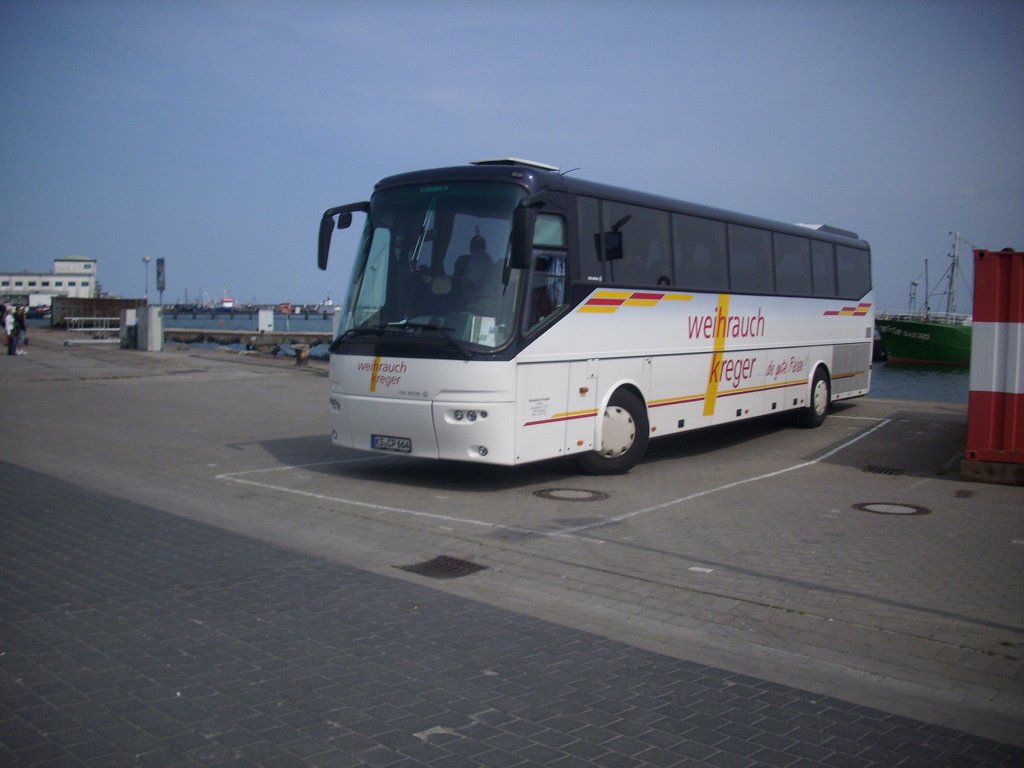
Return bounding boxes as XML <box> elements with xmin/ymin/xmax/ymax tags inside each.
<box><xmin>728</xmin><ymin>225</ymin><xmax>773</xmax><ymax>293</ymax></box>
<box><xmin>836</xmin><ymin>246</ymin><xmax>871</xmax><ymax>299</ymax></box>
<box><xmin>773</xmin><ymin>233</ymin><xmax>812</xmax><ymax>295</ymax></box>
<box><xmin>526</xmin><ymin>213</ymin><xmax>568</xmax><ymax>332</ymax></box>
<box><xmin>811</xmin><ymin>241</ymin><xmax>837</xmax><ymax>297</ymax></box>
<box><xmin>578</xmin><ymin>196</ymin><xmax>604</xmax><ymax>283</ymax></box>
<box><xmin>599</xmin><ymin>202</ymin><xmax>671</xmax><ymax>286</ymax></box>
<box><xmin>673</xmin><ymin>214</ymin><xmax>728</xmax><ymax>291</ymax></box>
<box><xmin>526</xmin><ymin>252</ymin><xmax>568</xmax><ymax>331</ymax></box>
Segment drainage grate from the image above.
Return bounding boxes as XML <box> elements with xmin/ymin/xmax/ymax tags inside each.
<box><xmin>533</xmin><ymin>488</ymin><xmax>609</xmax><ymax>502</ymax></box>
<box><xmin>396</xmin><ymin>556</ymin><xmax>488</xmax><ymax>579</ymax></box>
<box><xmin>853</xmin><ymin>502</ymin><xmax>930</xmax><ymax>516</ymax></box>
<box><xmin>863</xmin><ymin>465</ymin><xmax>906</xmax><ymax>476</ymax></box>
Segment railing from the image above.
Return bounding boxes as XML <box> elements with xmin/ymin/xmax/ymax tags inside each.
<box><xmin>64</xmin><ymin>316</ymin><xmax>122</xmax><ymax>345</ymax></box>
<box><xmin>876</xmin><ymin>310</ymin><xmax>972</xmax><ymax>326</ymax></box>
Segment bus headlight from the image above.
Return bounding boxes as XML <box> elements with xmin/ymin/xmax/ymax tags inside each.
<box><xmin>449</xmin><ymin>409</ymin><xmax>487</xmax><ymax>424</ymax></box>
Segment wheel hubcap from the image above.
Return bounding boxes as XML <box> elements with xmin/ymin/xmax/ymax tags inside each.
<box><xmin>600</xmin><ymin>405</ymin><xmax>635</xmax><ymax>458</ymax></box>
<box><xmin>813</xmin><ymin>380</ymin><xmax>828</xmax><ymax>415</ymax></box>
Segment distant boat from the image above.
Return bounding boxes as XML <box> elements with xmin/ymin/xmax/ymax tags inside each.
<box><xmin>876</xmin><ymin>233</ymin><xmax>972</xmax><ymax>367</ymax></box>
<box><xmin>216</xmin><ymin>293</ymin><xmax>236</xmax><ymax>313</ymax></box>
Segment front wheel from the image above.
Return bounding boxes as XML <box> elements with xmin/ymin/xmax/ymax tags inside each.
<box><xmin>578</xmin><ymin>389</ymin><xmax>650</xmax><ymax>475</ymax></box>
<box><xmin>797</xmin><ymin>366</ymin><xmax>830</xmax><ymax>428</ymax></box>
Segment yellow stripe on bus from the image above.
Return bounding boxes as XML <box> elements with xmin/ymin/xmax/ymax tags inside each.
<box><xmin>703</xmin><ymin>293</ymin><xmax>730</xmax><ymax>416</ymax></box>
<box><xmin>623</xmin><ymin>298</ymin><xmax>660</xmax><ymax>307</ymax></box>
<box><xmin>369</xmin><ymin>355</ymin><xmax>381</xmax><ymax>392</ymax></box>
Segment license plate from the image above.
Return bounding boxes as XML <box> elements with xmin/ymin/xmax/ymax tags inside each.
<box><xmin>371</xmin><ymin>434</ymin><xmax>412</xmax><ymax>453</ymax></box>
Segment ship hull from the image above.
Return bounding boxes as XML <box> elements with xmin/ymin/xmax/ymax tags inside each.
<box><xmin>876</xmin><ymin>318</ymin><xmax>971</xmax><ymax>366</ymax></box>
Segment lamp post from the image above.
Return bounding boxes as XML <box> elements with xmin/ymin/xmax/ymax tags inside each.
<box><xmin>142</xmin><ymin>256</ymin><xmax>152</xmax><ymax>304</ymax></box>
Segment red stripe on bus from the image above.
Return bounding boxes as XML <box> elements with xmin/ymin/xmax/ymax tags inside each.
<box><xmin>630</xmin><ymin>292</ymin><xmax>665</xmax><ymax>301</ymax></box>
<box><xmin>524</xmin><ymin>412</ymin><xmax>596</xmax><ymax>427</ymax></box>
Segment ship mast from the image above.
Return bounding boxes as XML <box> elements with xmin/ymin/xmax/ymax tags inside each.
<box><xmin>946</xmin><ymin>231</ymin><xmax>960</xmax><ymax>315</ymax></box>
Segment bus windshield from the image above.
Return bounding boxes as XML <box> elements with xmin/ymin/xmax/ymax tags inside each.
<box><xmin>340</xmin><ymin>181</ymin><xmax>526</xmax><ymax>352</ymax></box>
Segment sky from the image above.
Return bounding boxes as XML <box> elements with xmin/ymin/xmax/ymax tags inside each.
<box><xmin>1</xmin><ymin>0</ymin><xmax>1022</xmax><ymax>312</ymax></box>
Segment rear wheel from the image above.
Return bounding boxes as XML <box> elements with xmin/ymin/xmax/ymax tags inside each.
<box><xmin>797</xmin><ymin>366</ymin><xmax>830</xmax><ymax>428</ymax></box>
<box><xmin>578</xmin><ymin>389</ymin><xmax>649</xmax><ymax>475</ymax></box>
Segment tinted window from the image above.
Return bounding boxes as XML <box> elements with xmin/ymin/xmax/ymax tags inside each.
<box><xmin>526</xmin><ymin>252</ymin><xmax>568</xmax><ymax>331</ymax></box>
<box><xmin>836</xmin><ymin>246</ymin><xmax>871</xmax><ymax>299</ymax></box>
<box><xmin>728</xmin><ymin>225</ymin><xmax>773</xmax><ymax>293</ymax></box>
<box><xmin>811</xmin><ymin>240</ymin><xmax>837</xmax><ymax>297</ymax></box>
<box><xmin>534</xmin><ymin>213</ymin><xmax>566</xmax><ymax>247</ymax></box>
<box><xmin>773</xmin><ymin>233</ymin><xmax>812</xmax><ymax>295</ymax></box>
<box><xmin>600</xmin><ymin>202</ymin><xmax>672</xmax><ymax>286</ymax></box>
<box><xmin>673</xmin><ymin>214</ymin><xmax>728</xmax><ymax>291</ymax></box>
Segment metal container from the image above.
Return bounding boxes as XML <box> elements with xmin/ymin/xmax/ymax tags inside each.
<box><xmin>963</xmin><ymin>249</ymin><xmax>1024</xmax><ymax>484</ymax></box>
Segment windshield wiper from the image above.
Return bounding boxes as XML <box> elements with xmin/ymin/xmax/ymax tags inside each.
<box><xmin>338</xmin><ymin>325</ymin><xmax>386</xmax><ymax>341</ymax></box>
<box><xmin>385</xmin><ymin>321</ymin><xmax>471</xmax><ymax>360</ymax></box>
<box><xmin>329</xmin><ymin>324</ymin><xmax>386</xmax><ymax>352</ymax></box>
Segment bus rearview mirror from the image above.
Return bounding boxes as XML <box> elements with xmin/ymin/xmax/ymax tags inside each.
<box><xmin>317</xmin><ymin>215</ymin><xmax>335</xmax><ymax>270</ymax></box>
<box><xmin>510</xmin><ymin>206</ymin><xmax>535</xmax><ymax>269</ymax></box>
<box><xmin>317</xmin><ymin>202</ymin><xmax>369</xmax><ymax>270</ymax></box>
<box><xmin>595</xmin><ymin>231</ymin><xmax>623</xmax><ymax>262</ymax></box>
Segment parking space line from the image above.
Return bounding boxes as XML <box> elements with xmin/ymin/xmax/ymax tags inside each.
<box><xmin>216</xmin><ymin>419</ymin><xmax>891</xmax><ymax>541</ymax></box>
<box><xmin>557</xmin><ymin>418</ymin><xmax>892</xmax><ymax>535</ymax></box>
<box><xmin>216</xmin><ymin>462</ymin><xmax>552</xmax><ymax>539</ymax></box>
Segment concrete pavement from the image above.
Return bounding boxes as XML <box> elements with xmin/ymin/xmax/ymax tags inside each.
<box><xmin>1</xmin><ymin>328</ymin><xmax>1022</xmax><ymax>765</ymax></box>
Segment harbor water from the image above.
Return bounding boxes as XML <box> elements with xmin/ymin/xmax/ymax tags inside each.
<box><xmin>869</xmin><ymin>361</ymin><xmax>968</xmax><ymax>403</ymax></box>
<box><xmin>154</xmin><ymin>314</ymin><xmax>973</xmax><ymax>403</ymax></box>
<box><xmin>37</xmin><ymin>314</ymin><xmax>969</xmax><ymax>404</ymax></box>
<box><xmin>160</xmin><ymin>311</ymin><xmax>335</xmax><ymax>334</ymax></box>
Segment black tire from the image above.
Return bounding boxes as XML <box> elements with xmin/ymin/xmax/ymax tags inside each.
<box><xmin>797</xmin><ymin>366</ymin><xmax>830</xmax><ymax>428</ymax></box>
<box><xmin>578</xmin><ymin>389</ymin><xmax>650</xmax><ymax>475</ymax></box>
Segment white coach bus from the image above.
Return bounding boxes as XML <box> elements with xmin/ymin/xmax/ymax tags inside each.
<box><xmin>317</xmin><ymin>159</ymin><xmax>872</xmax><ymax>474</ymax></box>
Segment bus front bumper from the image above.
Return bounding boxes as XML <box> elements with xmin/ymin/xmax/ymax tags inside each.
<box><xmin>329</xmin><ymin>393</ymin><xmax>516</xmax><ymax>465</ymax></box>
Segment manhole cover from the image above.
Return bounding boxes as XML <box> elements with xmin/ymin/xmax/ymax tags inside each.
<box><xmin>396</xmin><ymin>556</ymin><xmax>488</xmax><ymax>579</ymax></box>
<box><xmin>533</xmin><ymin>488</ymin><xmax>609</xmax><ymax>502</ymax></box>
<box><xmin>853</xmin><ymin>502</ymin><xmax>930</xmax><ymax>516</ymax></box>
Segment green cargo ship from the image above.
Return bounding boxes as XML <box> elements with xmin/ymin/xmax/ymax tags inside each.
<box><xmin>875</xmin><ymin>313</ymin><xmax>972</xmax><ymax>366</ymax></box>
<box><xmin>876</xmin><ymin>232</ymin><xmax>972</xmax><ymax>366</ymax></box>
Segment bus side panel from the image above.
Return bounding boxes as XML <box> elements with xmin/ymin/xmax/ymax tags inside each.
<box><xmin>831</xmin><ymin>341</ymin><xmax>872</xmax><ymax>400</ymax></box>
<box><xmin>647</xmin><ymin>354</ymin><xmax>715</xmax><ymax>437</ymax></box>
<box><xmin>516</xmin><ymin>362</ymin><xmax>572</xmax><ymax>464</ymax></box>
<box><xmin>759</xmin><ymin>346</ymin><xmax>814</xmax><ymax>415</ymax></box>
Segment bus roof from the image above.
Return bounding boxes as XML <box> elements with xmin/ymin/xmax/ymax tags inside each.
<box><xmin>373</xmin><ymin>161</ymin><xmax>868</xmax><ymax>249</ymax></box>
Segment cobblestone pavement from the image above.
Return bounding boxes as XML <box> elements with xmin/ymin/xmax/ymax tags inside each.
<box><xmin>3</xmin><ymin>461</ymin><xmax>1022</xmax><ymax>767</ymax></box>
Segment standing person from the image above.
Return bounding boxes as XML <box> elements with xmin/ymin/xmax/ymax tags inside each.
<box><xmin>3</xmin><ymin>306</ymin><xmax>16</xmax><ymax>356</ymax></box>
<box><xmin>14</xmin><ymin>306</ymin><xmax>28</xmax><ymax>354</ymax></box>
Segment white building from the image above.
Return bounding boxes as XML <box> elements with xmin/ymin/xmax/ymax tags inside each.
<box><xmin>0</xmin><ymin>256</ymin><xmax>98</xmax><ymax>306</ymax></box>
